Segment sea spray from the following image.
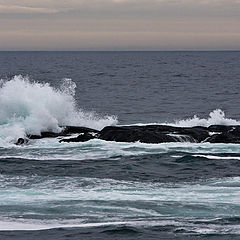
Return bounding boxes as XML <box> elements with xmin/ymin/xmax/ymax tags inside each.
<box><xmin>126</xmin><ymin>109</ymin><xmax>240</xmax><ymax>128</ymax></box>
<box><xmin>173</xmin><ymin>109</ymin><xmax>240</xmax><ymax>127</ymax></box>
<box><xmin>0</xmin><ymin>75</ymin><xmax>118</xmax><ymax>143</ymax></box>
<box><xmin>0</xmin><ymin>76</ymin><xmax>239</xmax><ymax>145</ymax></box>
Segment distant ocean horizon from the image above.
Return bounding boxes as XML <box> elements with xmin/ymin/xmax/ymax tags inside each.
<box><xmin>1</xmin><ymin>50</ymin><xmax>240</xmax><ymax>52</ymax></box>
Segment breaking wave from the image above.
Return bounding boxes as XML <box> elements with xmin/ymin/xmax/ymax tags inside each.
<box><xmin>0</xmin><ymin>75</ymin><xmax>117</xmax><ymax>143</ymax></box>
<box><xmin>129</xmin><ymin>109</ymin><xmax>240</xmax><ymax>128</ymax></box>
<box><xmin>173</xmin><ymin>109</ymin><xmax>240</xmax><ymax>127</ymax></box>
<box><xmin>0</xmin><ymin>75</ymin><xmax>239</xmax><ymax>145</ymax></box>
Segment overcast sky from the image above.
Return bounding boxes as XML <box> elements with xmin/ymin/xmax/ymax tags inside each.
<box><xmin>0</xmin><ymin>0</ymin><xmax>240</xmax><ymax>50</ymax></box>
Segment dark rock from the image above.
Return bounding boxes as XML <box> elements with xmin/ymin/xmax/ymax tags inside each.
<box><xmin>172</xmin><ymin>127</ymin><xmax>209</xmax><ymax>143</ymax></box>
<box><xmin>208</xmin><ymin>133</ymin><xmax>240</xmax><ymax>144</ymax></box>
<box><xmin>22</xmin><ymin>124</ymin><xmax>240</xmax><ymax>144</ymax></box>
<box><xmin>227</xmin><ymin>126</ymin><xmax>240</xmax><ymax>135</ymax></box>
<box><xmin>28</xmin><ymin>126</ymin><xmax>99</xmax><ymax>140</ymax></box>
<box><xmin>59</xmin><ymin>133</ymin><xmax>96</xmax><ymax>143</ymax></box>
<box><xmin>208</xmin><ymin>126</ymin><xmax>240</xmax><ymax>143</ymax></box>
<box><xmin>208</xmin><ymin>125</ymin><xmax>236</xmax><ymax>132</ymax></box>
<box><xmin>16</xmin><ymin>138</ymin><xmax>29</xmax><ymax>145</ymax></box>
<box><xmin>98</xmin><ymin>125</ymin><xmax>209</xmax><ymax>144</ymax></box>
<box><xmin>60</xmin><ymin>126</ymin><xmax>99</xmax><ymax>135</ymax></box>
<box><xmin>28</xmin><ymin>132</ymin><xmax>60</xmax><ymax>139</ymax></box>
<box><xmin>99</xmin><ymin>126</ymin><xmax>175</xmax><ymax>143</ymax></box>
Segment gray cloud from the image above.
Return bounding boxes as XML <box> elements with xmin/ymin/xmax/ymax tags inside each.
<box><xmin>0</xmin><ymin>0</ymin><xmax>239</xmax><ymax>18</ymax></box>
<box><xmin>0</xmin><ymin>4</ymin><xmax>58</xmax><ymax>14</ymax></box>
<box><xmin>0</xmin><ymin>0</ymin><xmax>239</xmax><ymax>50</ymax></box>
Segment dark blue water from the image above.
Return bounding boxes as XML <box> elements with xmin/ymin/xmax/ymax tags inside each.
<box><xmin>1</xmin><ymin>51</ymin><xmax>240</xmax><ymax>123</ymax></box>
<box><xmin>0</xmin><ymin>51</ymin><xmax>240</xmax><ymax>239</ymax></box>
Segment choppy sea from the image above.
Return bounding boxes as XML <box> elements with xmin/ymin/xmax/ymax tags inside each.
<box><xmin>0</xmin><ymin>51</ymin><xmax>240</xmax><ymax>239</ymax></box>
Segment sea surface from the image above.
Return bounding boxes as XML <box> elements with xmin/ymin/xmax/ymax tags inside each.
<box><xmin>0</xmin><ymin>51</ymin><xmax>240</xmax><ymax>239</ymax></box>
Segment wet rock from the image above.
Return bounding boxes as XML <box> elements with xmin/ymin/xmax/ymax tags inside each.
<box><xmin>28</xmin><ymin>126</ymin><xmax>99</xmax><ymax>140</ymax></box>
<box><xmin>15</xmin><ymin>138</ymin><xmax>29</xmax><ymax>145</ymax></box>
<box><xmin>59</xmin><ymin>133</ymin><xmax>96</xmax><ymax>143</ymax></box>
<box><xmin>208</xmin><ymin>125</ymin><xmax>237</xmax><ymax>133</ymax></box>
<box><xmin>60</xmin><ymin>126</ymin><xmax>99</xmax><ymax>135</ymax></box>
<box><xmin>98</xmin><ymin>125</ymin><xmax>209</xmax><ymax>144</ymax></box>
<box><xmin>21</xmin><ymin>124</ymin><xmax>240</xmax><ymax>144</ymax></box>
<box><xmin>98</xmin><ymin>126</ymin><xmax>173</xmax><ymax>143</ymax></box>
<box><xmin>28</xmin><ymin>132</ymin><xmax>60</xmax><ymax>139</ymax></box>
<box><xmin>208</xmin><ymin>126</ymin><xmax>240</xmax><ymax>143</ymax></box>
<box><xmin>172</xmin><ymin>126</ymin><xmax>209</xmax><ymax>143</ymax></box>
<box><xmin>208</xmin><ymin>133</ymin><xmax>240</xmax><ymax>143</ymax></box>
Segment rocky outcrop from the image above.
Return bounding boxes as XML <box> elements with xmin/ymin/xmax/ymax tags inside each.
<box><xmin>27</xmin><ymin>126</ymin><xmax>99</xmax><ymax>140</ymax></box>
<box><xmin>15</xmin><ymin>126</ymin><xmax>99</xmax><ymax>145</ymax></box>
<box><xmin>207</xmin><ymin>125</ymin><xmax>240</xmax><ymax>143</ymax></box>
<box><xmin>98</xmin><ymin>125</ymin><xmax>209</xmax><ymax>143</ymax></box>
<box><xmin>15</xmin><ymin>124</ymin><xmax>240</xmax><ymax>145</ymax></box>
<box><xmin>56</xmin><ymin>125</ymin><xmax>240</xmax><ymax>144</ymax></box>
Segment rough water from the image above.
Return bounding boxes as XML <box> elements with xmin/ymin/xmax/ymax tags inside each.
<box><xmin>0</xmin><ymin>51</ymin><xmax>240</xmax><ymax>239</ymax></box>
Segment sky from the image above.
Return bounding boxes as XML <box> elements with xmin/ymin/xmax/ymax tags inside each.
<box><xmin>0</xmin><ymin>0</ymin><xmax>240</xmax><ymax>50</ymax></box>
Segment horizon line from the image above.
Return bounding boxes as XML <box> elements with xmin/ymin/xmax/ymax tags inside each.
<box><xmin>0</xmin><ymin>49</ymin><xmax>240</xmax><ymax>52</ymax></box>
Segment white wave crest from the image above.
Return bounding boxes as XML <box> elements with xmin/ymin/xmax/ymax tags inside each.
<box><xmin>173</xmin><ymin>109</ymin><xmax>240</xmax><ymax>127</ymax></box>
<box><xmin>0</xmin><ymin>75</ymin><xmax>117</xmax><ymax>143</ymax></box>
<box><xmin>124</xmin><ymin>109</ymin><xmax>240</xmax><ymax>128</ymax></box>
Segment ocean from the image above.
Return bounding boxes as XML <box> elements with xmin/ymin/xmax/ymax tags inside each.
<box><xmin>0</xmin><ymin>51</ymin><xmax>240</xmax><ymax>239</ymax></box>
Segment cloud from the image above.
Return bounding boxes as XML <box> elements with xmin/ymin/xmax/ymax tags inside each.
<box><xmin>0</xmin><ymin>4</ymin><xmax>58</xmax><ymax>14</ymax></box>
<box><xmin>0</xmin><ymin>0</ymin><xmax>239</xmax><ymax>50</ymax></box>
<box><xmin>0</xmin><ymin>0</ymin><xmax>239</xmax><ymax>19</ymax></box>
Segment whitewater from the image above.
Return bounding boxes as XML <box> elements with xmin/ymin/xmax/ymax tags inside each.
<box><xmin>0</xmin><ymin>76</ymin><xmax>117</xmax><ymax>144</ymax></box>
<box><xmin>1</xmin><ymin>51</ymin><xmax>240</xmax><ymax>240</ymax></box>
<box><xmin>0</xmin><ymin>75</ymin><xmax>239</xmax><ymax>146</ymax></box>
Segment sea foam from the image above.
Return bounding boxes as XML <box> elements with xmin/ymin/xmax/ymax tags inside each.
<box><xmin>0</xmin><ymin>75</ymin><xmax>117</xmax><ymax>143</ymax></box>
<box><xmin>173</xmin><ymin>109</ymin><xmax>240</xmax><ymax>127</ymax></box>
<box><xmin>0</xmin><ymin>75</ymin><xmax>239</xmax><ymax>144</ymax></box>
<box><xmin>125</xmin><ymin>109</ymin><xmax>240</xmax><ymax>128</ymax></box>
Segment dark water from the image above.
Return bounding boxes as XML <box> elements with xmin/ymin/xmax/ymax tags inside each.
<box><xmin>0</xmin><ymin>51</ymin><xmax>240</xmax><ymax>239</ymax></box>
<box><xmin>1</xmin><ymin>51</ymin><xmax>240</xmax><ymax>123</ymax></box>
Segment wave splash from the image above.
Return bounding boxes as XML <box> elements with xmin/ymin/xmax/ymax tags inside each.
<box><xmin>0</xmin><ymin>75</ymin><xmax>117</xmax><ymax>143</ymax></box>
<box><xmin>129</xmin><ymin>109</ymin><xmax>240</xmax><ymax>129</ymax></box>
<box><xmin>1</xmin><ymin>75</ymin><xmax>240</xmax><ymax>145</ymax></box>
<box><xmin>174</xmin><ymin>109</ymin><xmax>240</xmax><ymax>127</ymax></box>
